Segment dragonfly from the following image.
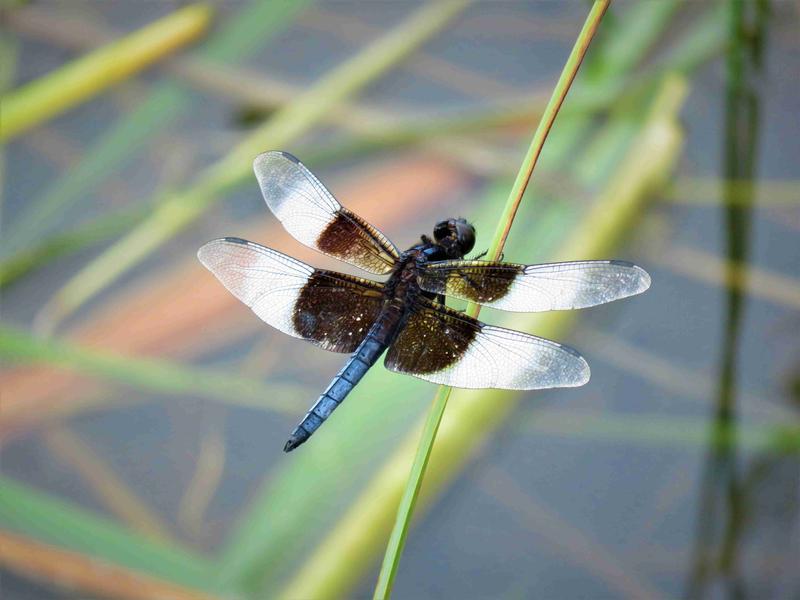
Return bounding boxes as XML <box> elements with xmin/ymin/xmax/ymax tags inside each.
<box><xmin>198</xmin><ymin>151</ymin><xmax>651</xmax><ymax>451</ymax></box>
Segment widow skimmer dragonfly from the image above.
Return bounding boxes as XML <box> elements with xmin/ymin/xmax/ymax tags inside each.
<box><xmin>198</xmin><ymin>152</ymin><xmax>651</xmax><ymax>452</ymax></box>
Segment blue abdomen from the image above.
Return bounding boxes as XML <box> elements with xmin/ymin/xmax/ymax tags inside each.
<box><xmin>283</xmin><ymin>333</ymin><xmax>387</xmax><ymax>452</ymax></box>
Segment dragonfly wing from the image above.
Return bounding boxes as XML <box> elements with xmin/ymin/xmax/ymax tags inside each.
<box><xmin>417</xmin><ymin>259</ymin><xmax>651</xmax><ymax>312</ymax></box>
<box><xmin>198</xmin><ymin>237</ymin><xmax>384</xmax><ymax>353</ymax></box>
<box><xmin>253</xmin><ymin>151</ymin><xmax>400</xmax><ymax>274</ymax></box>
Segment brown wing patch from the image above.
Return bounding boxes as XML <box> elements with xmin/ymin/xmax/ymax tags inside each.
<box><xmin>317</xmin><ymin>208</ymin><xmax>400</xmax><ymax>275</ymax></box>
<box><xmin>293</xmin><ymin>271</ymin><xmax>384</xmax><ymax>353</ymax></box>
<box><xmin>417</xmin><ymin>260</ymin><xmax>523</xmax><ymax>305</ymax></box>
<box><xmin>385</xmin><ymin>297</ymin><xmax>590</xmax><ymax>390</ymax></box>
<box><xmin>385</xmin><ymin>300</ymin><xmax>477</xmax><ymax>376</ymax></box>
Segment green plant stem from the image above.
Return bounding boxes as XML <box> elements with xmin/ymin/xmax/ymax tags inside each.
<box><xmin>372</xmin><ymin>387</ymin><xmax>450</xmax><ymax>599</ymax></box>
<box><xmin>486</xmin><ymin>0</ymin><xmax>611</xmax><ymax>261</ymax></box>
<box><xmin>372</xmin><ymin>2</ymin><xmax>610</xmax><ymax>598</ymax></box>
<box><xmin>0</xmin><ymin>4</ymin><xmax>212</xmax><ymax>143</ymax></box>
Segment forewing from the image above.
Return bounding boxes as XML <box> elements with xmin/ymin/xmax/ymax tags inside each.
<box><xmin>198</xmin><ymin>237</ymin><xmax>384</xmax><ymax>353</ymax></box>
<box><xmin>385</xmin><ymin>299</ymin><xmax>589</xmax><ymax>390</ymax></box>
<box><xmin>417</xmin><ymin>259</ymin><xmax>650</xmax><ymax>312</ymax></box>
<box><xmin>253</xmin><ymin>151</ymin><xmax>400</xmax><ymax>274</ymax></box>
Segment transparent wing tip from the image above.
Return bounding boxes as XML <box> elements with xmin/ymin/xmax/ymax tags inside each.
<box><xmin>197</xmin><ymin>237</ymin><xmax>249</xmax><ymax>270</ymax></box>
<box><xmin>253</xmin><ymin>150</ymin><xmax>298</xmax><ymax>174</ymax></box>
<box><xmin>630</xmin><ymin>264</ymin><xmax>652</xmax><ymax>295</ymax></box>
<box><xmin>609</xmin><ymin>260</ymin><xmax>652</xmax><ymax>297</ymax></box>
<box><xmin>574</xmin><ymin>359</ymin><xmax>591</xmax><ymax>387</ymax></box>
<box><xmin>197</xmin><ymin>238</ymin><xmax>222</xmax><ymax>267</ymax></box>
<box><xmin>543</xmin><ymin>342</ymin><xmax>590</xmax><ymax>388</ymax></box>
<box><xmin>564</xmin><ymin>346</ymin><xmax>591</xmax><ymax>387</ymax></box>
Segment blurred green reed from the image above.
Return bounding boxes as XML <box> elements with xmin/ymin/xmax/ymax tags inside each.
<box><xmin>518</xmin><ymin>411</ymin><xmax>800</xmax><ymax>455</ymax></box>
<box><xmin>0</xmin><ymin>4</ymin><xmax>212</xmax><ymax>143</ymax></box>
<box><xmin>664</xmin><ymin>177</ymin><xmax>800</xmax><ymax>206</ymax></box>
<box><xmin>0</xmin><ymin>476</ymin><xmax>223</xmax><ymax>594</ymax></box>
<box><xmin>0</xmin><ymin>31</ymin><xmax>19</xmax><ymax>211</ymax></box>
<box><xmin>0</xmin><ymin>206</ymin><xmax>148</xmax><ymax>287</ymax></box>
<box><xmin>1</xmin><ymin>0</ymin><xmax>314</xmax><ymax>256</ymax></box>
<box><xmin>0</xmin><ymin>324</ymin><xmax>309</xmax><ymax>413</ymax></box>
<box><xmin>687</xmin><ymin>1</ymin><xmax>773</xmax><ymax>596</ymax></box>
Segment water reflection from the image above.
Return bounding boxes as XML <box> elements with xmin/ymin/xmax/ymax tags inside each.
<box><xmin>686</xmin><ymin>2</ymin><xmax>773</xmax><ymax>598</ymax></box>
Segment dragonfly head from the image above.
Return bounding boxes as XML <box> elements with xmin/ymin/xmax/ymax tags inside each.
<box><xmin>433</xmin><ymin>217</ymin><xmax>475</xmax><ymax>258</ymax></box>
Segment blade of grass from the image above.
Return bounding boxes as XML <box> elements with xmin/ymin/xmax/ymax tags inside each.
<box><xmin>372</xmin><ymin>3</ymin><xmax>611</xmax><ymax>598</ymax></box>
<box><xmin>664</xmin><ymin>177</ymin><xmax>800</xmax><ymax>206</ymax></box>
<box><xmin>278</xmin><ymin>73</ymin><xmax>687</xmax><ymax>600</ymax></box>
<box><xmin>0</xmin><ymin>324</ymin><xmax>308</xmax><ymax>416</ymax></box>
<box><xmin>517</xmin><ymin>411</ymin><xmax>800</xmax><ymax>455</ymax></box>
<box><xmin>442</xmin><ymin>0</ymin><xmax>721</xmax><ymax>263</ymax></box>
<box><xmin>0</xmin><ymin>477</ymin><xmax>220</xmax><ymax>593</ymax></box>
<box><xmin>647</xmin><ymin>243</ymin><xmax>800</xmax><ymax>310</ymax></box>
<box><xmin>0</xmin><ymin>32</ymin><xmax>19</xmax><ymax>216</ymax></box>
<box><xmin>0</xmin><ymin>204</ymin><xmax>148</xmax><ymax>287</ymax></box>
<box><xmin>177</xmin><ymin>421</ymin><xmax>227</xmax><ymax>541</ymax></box>
<box><xmin>0</xmin><ymin>4</ymin><xmax>211</xmax><ymax>143</ymax></box>
<box><xmin>34</xmin><ymin>0</ymin><xmax>470</xmax><ymax>333</ymax></box>
<box><xmin>580</xmin><ymin>328</ymin><xmax>792</xmax><ymax>422</ymax></box>
<box><xmin>0</xmin><ymin>531</ymin><xmax>220</xmax><ymax>600</ymax></box>
<box><xmin>535</xmin><ymin>0</ymin><xmax>681</xmax><ymax>172</ymax></box>
<box><xmin>2</xmin><ymin>0</ymin><xmax>314</xmax><ymax>255</ymax></box>
<box><xmin>485</xmin><ymin>0</ymin><xmax>611</xmax><ymax>258</ymax></box>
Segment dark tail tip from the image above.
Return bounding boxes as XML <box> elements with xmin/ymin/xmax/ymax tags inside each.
<box><xmin>283</xmin><ymin>427</ymin><xmax>310</xmax><ymax>453</ymax></box>
<box><xmin>283</xmin><ymin>438</ymin><xmax>300</xmax><ymax>452</ymax></box>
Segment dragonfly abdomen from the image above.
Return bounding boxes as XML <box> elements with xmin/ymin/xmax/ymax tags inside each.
<box><xmin>283</xmin><ymin>331</ymin><xmax>388</xmax><ymax>452</ymax></box>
